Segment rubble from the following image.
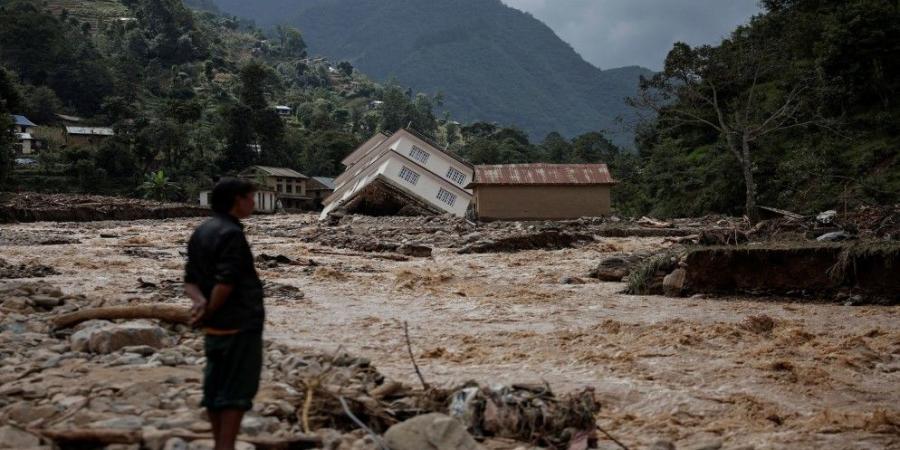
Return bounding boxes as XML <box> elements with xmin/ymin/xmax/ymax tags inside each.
<box><xmin>457</xmin><ymin>231</ymin><xmax>595</xmax><ymax>254</ymax></box>
<box><xmin>0</xmin><ymin>258</ymin><xmax>59</xmax><ymax>279</ymax></box>
<box><xmin>587</xmin><ymin>255</ymin><xmax>645</xmax><ymax>281</ymax></box>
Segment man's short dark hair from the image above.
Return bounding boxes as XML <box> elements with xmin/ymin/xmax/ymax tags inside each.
<box><xmin>211</xmin><ymin>178</ymin><xmax>256</xmax><ymax>214</ymax></box>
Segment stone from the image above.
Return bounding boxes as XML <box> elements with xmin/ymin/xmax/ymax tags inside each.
<box><xmin>559</xmin><ymin>276</ymin><xmax>585</xmax><ymax>285</ymax></box>
<box><xmin>384</xmin><ymin>413</ymin><xmax>481</xmax><ymax>450</ymax></box>
<box><xmin>0</xmin><ymin>425</ymin><xmax>41</xmax><ymax>448</ymax></box>
<box><xmin>650</xmin><ymin>441</ymin><xmax>676</xmax><ymax>450</ymax></box>
<box><xmin>663</xmin><ymin>268</ymin><xmax>687</xmax><ymax>297</ymax></box>
<box><xmin>121</xmin><ymin>345</ymin><xmax>158</xmax><ymax>356</ymax></box>
<box><xmin>163</xmin><ymin>437</ymin><xmax>189</xmax><ymax>450</ymax></box>
<box><xmin>588</xmin><ymin>256</ymin><xmax>641</xmax><ymax>281</ymax></box>
<box><xmin>71</xmin><ymin>321</ymin><xmax>168</xmax><ymax>354</ymax></box>
<box><xmin>89</xmin><ymin>415</ymin><xmax>145</xmax><ymax>430</ymax></box>
<box><xmin>397</xmin><ymin>243</ymin><xmax>433</xmax><ymax>258</ymax></box>
<box><xmin>687</xmin><ymin>441</ymin><xmax>723</xmax><ymax>450</ymax></box>
<box><xmin>30</xmin><ymin>295</ymin><xmax>61</xmax><ymax>309</ymax></box>
<box><xmin>816</xmin><ymin>231</ymin><xmax>851</xmax><ymax>242</ymax></box>
<box><xmin>187</xmin><ymin>439</ymin><xmax>255</xmax><ymax>450</ymax></box>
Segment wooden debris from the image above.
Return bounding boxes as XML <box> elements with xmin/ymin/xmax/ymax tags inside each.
<box><xmin>51</xmin><ymin>304</ymin><xmax>190</xmax><ymax>330</ymax></box>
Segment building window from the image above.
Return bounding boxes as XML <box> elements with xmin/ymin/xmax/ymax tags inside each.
<box><xmin>409</xmin><ymin>145</ymin><xmax>430</xmax><ymax>164</ymax></box>
<box><xmin>436</xmin><ymin>188</ymin><xmax>457</xmax><ymax>206</ymax></box>
<box><xmin>277</xmin><ymin>183</ymin><xmax>283</xmax><ymax>192</ymax></box>
<box><xmin>286</xmin><ymin>184</ymin><xmax>293</xmax><ymax>194</ymax></box>
<box><xmin>398</xmin><ymin>166</ymin><xmax>420</xmax><ymax>185</ymax></box>
<box><xmin>447</xmin><ymin>167</ymin><xmax>466</xmax><ymax>185</ymax></box>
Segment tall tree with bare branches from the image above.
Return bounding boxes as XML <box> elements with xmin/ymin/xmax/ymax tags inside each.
<box><xmin>629</xmin><ymin>37</ymin><xmax>828</xmax><ymax>219</ymax></box>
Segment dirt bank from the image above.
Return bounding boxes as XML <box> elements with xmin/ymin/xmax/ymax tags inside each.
<box><xmin>0</xmin><ymin>192</ymin><xmax>209</xmax><ymax>223</ymax></box>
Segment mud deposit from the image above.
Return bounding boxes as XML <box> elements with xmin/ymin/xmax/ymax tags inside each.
<box><xmin>1</xmin><ymin>214</ymin><xmax>898</xmax><ymax>449</ymax></box>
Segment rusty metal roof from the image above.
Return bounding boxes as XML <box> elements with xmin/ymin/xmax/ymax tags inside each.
<box><xmin>470</xmin><ymin>163</ymin><xmax>615</xmax><ymax>186</ymax></box>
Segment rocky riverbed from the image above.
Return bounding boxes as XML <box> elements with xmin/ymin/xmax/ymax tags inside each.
<box><xmin>0</xmin><ymin>213</ymin><xmax>898</xmax><ymax>449</ymax></box>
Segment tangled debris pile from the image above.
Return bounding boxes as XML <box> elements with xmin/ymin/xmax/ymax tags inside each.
<box><xmin>0</xmin><ymin>279</ymin><xmax>602</xmax><ymax>450</ymax></box>
<box><xmin>0</xmin><ymin>258</ymin><xmax>59</xmax><ymax>279</ymax></box>
<box><xmin>0</xmin><ymin>192</ymin><xmax>208</xmax><ymax>224</ymax></box>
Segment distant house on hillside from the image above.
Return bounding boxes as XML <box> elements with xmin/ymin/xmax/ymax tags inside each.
<box><xmin>65</xmin><ymin>126</ymin><xmax>114</xmax><ymax>147</ymax></box>
<box><xmin>320</xmin><ymin>128</ymin><xmax>474</xmax><ymax>219</ymax></box>
<box><xmin>275</xmin><ymin>105</ymin><xmax>292</xmax><ymax>117</ymax></box>
<box><xmin>467</xmin><ymin>163</ymin><xmax>616</xmax><ymax>221</ymax></box>
<box><xmin>11</xmin><ymin>115</ymin><xmax>36</xmax><ymax>134</ymax></box>
<box><xmin>10</xmin><ymin>115</ymin><xmax>37</xmax><ymax>154</ymax></box>
<box><xmin>238</xmin><ymin>165</ymin><xmax>310</xmax><ymax>210</ymax></box>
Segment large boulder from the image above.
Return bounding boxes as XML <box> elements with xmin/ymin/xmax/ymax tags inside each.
<box><xmin>71</xmin><ymin>320</ymin><xmax>168</xmax><ymax>354</ymax></box>
<box><xmin>588</xmin><ymin>256</ymin><xmax>641</xmax><ymax>281</ymax></box>
<box><xmin>663</xmin><ymin>268</ymin><xmax>687</xmax><ymax>297</ymax></box>
<box><xmin>384</xmin><ymin>413</ymin><xmax>481</xmax><ymax>450</ymax></box>
<box><xmin>0</xmin><ymin>425</ymin><xmax>41</xmax><ymax>448</ymax></box>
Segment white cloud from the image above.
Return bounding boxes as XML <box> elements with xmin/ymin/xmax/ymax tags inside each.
<box><xmin>500</xmin><ymin>0</ymin><xmax>762</xmax><ymax>70</ymax></box>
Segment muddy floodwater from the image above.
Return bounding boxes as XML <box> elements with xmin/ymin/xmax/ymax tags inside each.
<box><xmin>1</xmin><ymin>214</ymin><xmax>898</xmax><ymax>449</ymax></box>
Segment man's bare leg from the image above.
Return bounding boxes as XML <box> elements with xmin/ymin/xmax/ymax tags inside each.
<box><xmin>208</xmin><ymin>409</ymin><xmax>222</xmax><ymax>443</ymax></box>
<box><xmin>216</xmin><ymin>409</ymin><xmax>245</xmax><ymax>450</ymax></box>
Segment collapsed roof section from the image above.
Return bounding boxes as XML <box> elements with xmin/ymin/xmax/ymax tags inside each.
<box><xmin>321</xmin><ymin>129</ymin><xmax>474</xmax><ymax>219</ymax></box>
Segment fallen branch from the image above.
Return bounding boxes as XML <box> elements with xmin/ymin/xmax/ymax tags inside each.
<box><xmin>338</xmin><ymin>396</ymin><xmax>389</xmax><ymax>450</ymax></box>
<box><xmin>403</xmin><ymin>321</ymin><xmax>429</xmax><ymax>390</ymax></box>
<box><xmin>51</xmin><ymin>304</ymin><xmax>190</xmax><ymax>330</ymax></box>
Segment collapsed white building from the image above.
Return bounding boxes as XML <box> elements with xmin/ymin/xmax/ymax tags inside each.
<box><xmin>320</xmin><ymin>128</ymin><xmax>474</xmax><ymax>219</ymax></box>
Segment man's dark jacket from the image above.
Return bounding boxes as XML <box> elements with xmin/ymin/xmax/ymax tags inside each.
<box><xmin>184</xmin><ymin>214</ymin><xmax>264</xmax><ymax>331</ymax></box>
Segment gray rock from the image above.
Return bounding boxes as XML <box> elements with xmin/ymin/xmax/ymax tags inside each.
<box><xmin>588</xmin><ymin>256</ymin><xmax>642</xmax><ymax>281</ymax></box>
<box><xmin>187</xmin><ymin>439</ymin><xmax>254</xmax><ymax>450</ymax></box>
<box><xmin>663</xmin><ymin>268</ymin><xmax>687</xmax><ymax>297</ymax></box>
<box><xmin>816</xmin><ymin>231</ymin><xmax>851</xmax><ymax>242</ymax></box>
<box><xmin>384</xmin><ymin>413</ymin><xmax>481</xmax><ymax>450</ymax></box>
<box><xmin>30</xmin><ymin>295</ymin><xmax>61</xmax><ymax>309</ymax></box>
<box><xmin>71</xmin><ymin>321</ymin><xmax>168</xmax><ymax>354</ymax></box>
<box><xmin>121</xmin><ymin>345</ymin><xmax>158</xmax><ymax>356</ymax></box>
<box><xmin>687</xmin><ymin>441</ymin><xmax>723</xmax><ymax>450</ymax></box>
<box><xmin>163</xmin><ymin>438</ymin><xmax>189</xmax><ymax>450</ymax></box>
<box><xmin>89</xmin><ymin>415</ymin><xmax>145</xmax><ymax>430</ymax></box>
<box><xmin>397</xmin><ymin>243</ymin><xmax>433</xmax><ymax>258</ymax></box>
<box><xmin>0</xmin><ymin>425</ymin><xmax>41</xmax><ymax>448</ymax></box>
<box><xmin>651</xmin><ymin>441</ymin><xmax>676</xmax><ymax>450</ymax></box>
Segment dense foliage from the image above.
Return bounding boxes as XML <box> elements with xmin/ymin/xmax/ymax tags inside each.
<box><xmin>209</xmin><ymin>0</ymin><xmax>652</xmax><ymax>146</ymax></box>
<box><xmin>0</xmin><ymin>0</ymin><xmax>445</xmax><ymax>199</ymax></box>
<box><xmin>621</xmin><ymin>0</ymin><xmax>900</xmax><ymax>217</ymax></box>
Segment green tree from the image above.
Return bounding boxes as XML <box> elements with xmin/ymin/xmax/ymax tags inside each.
<box><xmin>139</xmin><ymin>169</ymin><xmax>180</xmax><ymax>201</ymax></box>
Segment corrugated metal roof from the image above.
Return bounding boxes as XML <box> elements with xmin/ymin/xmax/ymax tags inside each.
<box><xmin>66</xmin><ymin>126</ymin><xmax>114</xmax><ymax>136</ymax></box>
<box><xmin>311</xmin><ymin>177</ymin><xmax>336</xmax><ymax>189</ymax></box>
<box><xmin>470</xmin><ymin>163</ymin><xmax>615</xmax><ymax>186</ymax></box>
<box><xmin>250</xmin><ymin>166</ymin><xmax>308</xmax><ymax>179</ymax></box>
<box><xmin>12</xmin><ymin>115</ymin><xmax>36</xmax><ymax>127</ymax></box>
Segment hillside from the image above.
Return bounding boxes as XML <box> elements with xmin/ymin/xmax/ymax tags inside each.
<box><xmin>210</xmin><ymin>0</ymin><xmax>652</xmax><ymax>146</ymax></box>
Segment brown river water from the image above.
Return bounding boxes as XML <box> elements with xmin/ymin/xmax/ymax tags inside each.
<box><xmin>1</xmin><ymin>214</ymin><xmax>897</xmax><ymax>449</ymax></box>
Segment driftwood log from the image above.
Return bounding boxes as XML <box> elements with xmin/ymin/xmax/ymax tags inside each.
<box><xmin>35</xmin><ymin>428</ymin><xmax>322</xmax><ymax>449</ymax></box>
<box><xmin>51</xmin><ymin>304</ymin><xmax>191</xmax><ymax>330</ymax></box>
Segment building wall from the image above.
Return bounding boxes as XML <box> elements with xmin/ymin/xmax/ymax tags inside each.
<box><xmin>321</xmin><ymin>152</ymin><xmax>472</xmax><ymax>219</ymax></box>
<box><xmin>474</xmin><ymin>185</ymin><xmax>612</xmax><ymax>220</ymax></box>
<box><xmin>66</xmin><ymin>134</ymin><xmax>109</xmax><ymax>147</ymax></box>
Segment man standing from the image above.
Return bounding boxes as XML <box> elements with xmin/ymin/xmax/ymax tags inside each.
<box><xmin>184</xmin><ymin>179</ymin><xmax>264</xmax><ymax>450</ymax></box>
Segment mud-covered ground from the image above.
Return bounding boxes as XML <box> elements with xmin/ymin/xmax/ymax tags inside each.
<box><xmin>1</xmin><ymin>214</ymin><xmax>898</xmax><ymax>449</ymax></box>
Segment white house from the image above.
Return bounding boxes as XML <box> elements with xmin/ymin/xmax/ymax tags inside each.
<box><xmin>275</xmin><ymin>105</ymin><xmax>292</xmax><ymax>117</ymax></box>
<box><xmin>10</xmin><ymin>115</ymin><xmax>37</xmax><ymax>154</ymax></box>
<box><xmin>199</xmin><ymin>189</ymin><xmax>278</xmax><ymax>214</ymax></box>
<box><xmin>320</xmin><ymin>128</ymin><xmax>474</xmax><ymax>219</ymax></box>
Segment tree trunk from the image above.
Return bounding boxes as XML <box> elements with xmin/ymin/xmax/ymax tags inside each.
<box><xmin>51</xmin><ymin>304</ymin><xmax>190</xmax><ymax>330</ymax></box>
<box><xmin>740</xmin><ymin>135</ymin><xmax>758</xmax><ymax>221</ymax></box>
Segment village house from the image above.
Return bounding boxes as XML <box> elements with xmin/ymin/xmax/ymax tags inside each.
<box><xmin>320</xmin><ymin>128</ymin><xmax>474</xmax><ymax>219</ymax></box>
<box><xmin>10</xmin><ymin>115</ymin><xmax>37</xmax><ymax>155</ymax></box>
<box><xmin>199</xmin><ymin>188</ymin><xmax>278</xmax><ymax>214</ymax></box>
<box><xmin>275</xmin><ymin>105</ymin><xmax>292</xmax><ymax>117</ymax></box>
<box><xmin>64</xmin><ymin>126</ymin><xmax>114</xmax><ymax>147</ymax></box>
<box><xmin>238</xmin><ymin>165</ymin><xmax>311</xmax><ymax>210</ymax></box>
<box><xmin>467</xmin><ymin>163</ymin><xmax>616</xmax><ymax>221</ymax></box>
<box><xmin>307</xmin><ymin>176</ymin><xmax>336</xmax><ymax>209</ymax></box>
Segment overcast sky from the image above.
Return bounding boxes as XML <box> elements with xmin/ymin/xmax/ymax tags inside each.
<box><xmin>500</xmin><ymin>0</ymin><xmax>763</xmax><ymax>70</ymax></box>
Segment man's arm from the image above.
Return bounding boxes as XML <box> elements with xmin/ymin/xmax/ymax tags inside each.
<box><xmin>184</xmin><ymin>283</ymin><xmax>207</xmax><ymax>326</ymax></box>
<box><xmin>205</xmin><ymin>283</ymin><xmax>234</xmax><ymax>318</ymax></box>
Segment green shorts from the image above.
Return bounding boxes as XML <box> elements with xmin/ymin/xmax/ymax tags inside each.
<box><xmin>201</xmin><ymin>331</ymin><xmax>263</xmax><ymax>411</ymax></box>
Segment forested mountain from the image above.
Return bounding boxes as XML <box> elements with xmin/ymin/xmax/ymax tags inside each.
<box><xmin>0</xmin><ymin>0</ymin><xmax>448</xmax><ymax>196</ymax></box>
<box><xmin>209</xmin><ymin>0</ymin><xmax>652</xmax><ymax>146</ymax></box>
